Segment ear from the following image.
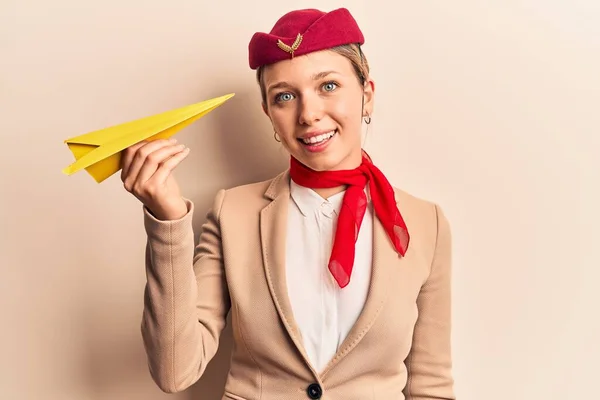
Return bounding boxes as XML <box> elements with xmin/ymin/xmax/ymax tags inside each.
<box><xmin>362</xmin><ymin>76</ymin><xmax>375</xmax><ymax>117</ymax></box>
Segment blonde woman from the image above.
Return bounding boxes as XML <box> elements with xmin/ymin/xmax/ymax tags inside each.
<box><xmin>121</xmin><ymin>7</ymin><xmax>456</xmax><ymax>400</ymax></box>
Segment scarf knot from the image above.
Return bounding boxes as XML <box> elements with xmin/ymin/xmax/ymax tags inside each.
<box><xmin>289</xmin><ymin>151</ymin><xmax>410</xmax><ymax>288</ymax></box>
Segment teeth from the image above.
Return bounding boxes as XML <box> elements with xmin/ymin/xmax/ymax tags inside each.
<box><xmin>302</xmin><ymin>131</ymin><xmax>335</xmax><ymax>145</ymax></box>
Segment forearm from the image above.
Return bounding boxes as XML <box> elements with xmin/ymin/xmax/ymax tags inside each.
<box><xmin>140</xmin><ymin>196</ymin><xmax>229</xmax><ymax>393</ymax></box>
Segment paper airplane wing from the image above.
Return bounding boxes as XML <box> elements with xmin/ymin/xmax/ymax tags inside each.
<box><xmin>62</xmin><ymin>92</ymin><xmax>234</xmax><ymax>183</ymax></box>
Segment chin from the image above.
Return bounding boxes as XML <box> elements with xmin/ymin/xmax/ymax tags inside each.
<box><xmin>296</xmin><ymin>152</ymin><xmax>350</xmax><ymax>172</ymax></box>
<box><xmin>288</xmin><ymin>133</ymin><xmax>362</xmax><ymax>171</ymax></box>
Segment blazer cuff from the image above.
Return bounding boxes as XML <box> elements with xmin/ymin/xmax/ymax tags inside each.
<box><xmin>142</xmin><ymin>198</ymin><xmax>194</xmax><ymax>244</ymax></box>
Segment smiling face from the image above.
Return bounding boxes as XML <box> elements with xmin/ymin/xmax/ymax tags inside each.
<box><xmin>260</xmin><ymin>48</ymin><xmax>374</xmax><ymax>171</ymax></box>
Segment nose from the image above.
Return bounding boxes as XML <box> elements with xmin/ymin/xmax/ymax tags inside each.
<box><xmin>298</xmin><ymin>93</ymin><xmax>324</xmax><ymax>125</ymax></box>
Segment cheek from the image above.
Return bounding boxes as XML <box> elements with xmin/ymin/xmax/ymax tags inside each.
<box><xmin>330</xmin><ymin>99</ymin><xmax>362</xmax><ymax>133</ymax></box>
<box><xmin>331</xmin><ymin>93</ymin><xmax>361</xmax><ymax>116</ymax></box>
<box><xmin>270</xmin><ymin>108</ymin><xmax>295</xmax><ymax>131</ymax></box>
<box><xmin>270</xmin><ymin>109</ymin><xmax>300</xmax><ymax>148</ymax></box>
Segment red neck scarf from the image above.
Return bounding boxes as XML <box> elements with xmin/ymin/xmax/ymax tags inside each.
<box><xmin>289</xmin><ymin>151</ymin><xmax>410</xmax><ymax>288</ymax></box>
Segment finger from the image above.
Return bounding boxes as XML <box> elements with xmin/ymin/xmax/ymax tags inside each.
<box><xmin>148</xmin><ymin>146</ymin><xmax>190</xmax><ymax>186</ymax></box>
<box><xmin>135</xmin><ymin>143</ymin><xmax>187</xmax><ymax>186</ymax></box>
<box><xmin>121</xmin><ymin>141</ymin><xmax>149</xmax><ymax>181</ymax></box>
<box><xmin>124</xmin><ymin>139</ymin><xmax>177</xmax><ymax>188</ymax></box>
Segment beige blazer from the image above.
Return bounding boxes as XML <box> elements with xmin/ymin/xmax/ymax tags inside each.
<box><xmin>140</xmin><ymin>169</ymin><xmax>456</xmax><ymax>400</ymax></box>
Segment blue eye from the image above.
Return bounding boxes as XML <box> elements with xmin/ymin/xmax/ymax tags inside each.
<box><xmin>275</xmin><ymin>92</ymin><xmax>294</xmax><ymax>103</ymax></box>
<box><xmin>323</xmin><ymin>82</ymin><xmax>338</xmax><ymax>91</ymax></box>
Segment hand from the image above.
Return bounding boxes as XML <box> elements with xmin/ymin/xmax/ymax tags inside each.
<box><xmin>120</xmin><ymin>138</ymin><xmax>190</xmax><ymax>220</ymax></box>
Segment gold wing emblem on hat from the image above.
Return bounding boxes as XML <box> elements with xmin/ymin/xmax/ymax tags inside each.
<box><xmin>277</xmin><ymin>33</ymin><xmax>303</xmax><ymax>57</ymax></box>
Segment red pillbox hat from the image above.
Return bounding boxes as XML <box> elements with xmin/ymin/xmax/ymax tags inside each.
<box><xmin>248</xmin><ymin>8</ymin><xmax>365</xmax><ymax>70</ymax></box>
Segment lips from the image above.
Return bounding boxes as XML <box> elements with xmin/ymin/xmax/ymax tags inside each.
<box><xmin>296</xmin><ymin>129</ymin><xmax>337</xmax><ymax>153</ymax></box>
<box><xmin>298</xmin><ymin>130</ymin><xmax>336</xmax><ymax>145</ymax></box>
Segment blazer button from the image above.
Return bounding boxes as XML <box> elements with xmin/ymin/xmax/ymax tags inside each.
<box><xmin>307</xmin><ymin>383</ymin><xmax>322</xmax><ymax>399</ymax></box>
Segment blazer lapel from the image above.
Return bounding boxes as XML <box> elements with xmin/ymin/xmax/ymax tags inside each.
<box><xmin>320</xmin><ymin>191</ymin><xmax>406</xmax><ymax>378</ymax></box>
<box><xmin>259</xmin><ymin>173</ymin><xmax>407</xmax><ymax>379</ymax></box>
<box><xmin>259</xmin><ymin>170</ymin><xmax>320</xmax><ymax>377</ymax></box>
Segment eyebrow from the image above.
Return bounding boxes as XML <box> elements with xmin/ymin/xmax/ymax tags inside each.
<box><xmin>312</xmin><ymin>70</ymin><xmax>339</xmax><ymax>80</ymax></box>
<box><xmin>266</xmin><ymin>70</ymin><xmax>340</xmax><ymax>94</ymax></box>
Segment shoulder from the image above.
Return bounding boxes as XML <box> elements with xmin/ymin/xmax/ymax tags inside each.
<box><xmin>224</xmin><ymin>169</ymin><xmax>287</xmax><ymax>199</ymax></box>
<box><xmin>211</xmin><ymin>169</ymin><xmax>289</xmax><ymax>217</ymax></box>
<box><xmin>392</xmin><ymin>186</ymin><xmax>441</xmax><ymax>220</ymax></box>
<box><xmin>391</xmin><ymin>186</ymin><xmax>451</xmax><ymax>250</ymax></box>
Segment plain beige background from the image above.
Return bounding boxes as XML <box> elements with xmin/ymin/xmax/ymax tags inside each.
<box><xmin>1</xmin><ymin>0</ymin><xmax>599</xmax><ymax>399</ymax></box>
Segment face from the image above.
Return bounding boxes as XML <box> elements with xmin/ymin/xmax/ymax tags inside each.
<box><xmin>261</xmin><ymin>50</ymin><xmax>374</xmax><ymax>171</ymax></box>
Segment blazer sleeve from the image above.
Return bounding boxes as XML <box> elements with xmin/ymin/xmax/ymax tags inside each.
<box><xmin>403</xmin><ymin>203</ymin><xmax>456</xmax><ymax>400</ymax></box>
<box><xmin>140</xmin><ymin>189</ymin><xmax>231</xmax><ymax>393</ymax></box>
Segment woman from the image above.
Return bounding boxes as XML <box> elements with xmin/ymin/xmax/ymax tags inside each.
<box><xmin>121</xmin><ymin>7</ymin><xmax>456</xmax><ymax>400</ymax></box>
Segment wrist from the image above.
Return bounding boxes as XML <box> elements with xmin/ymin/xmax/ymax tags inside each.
<box><xmin>149</xmin><ymin>197</ymin><xmax>188</xmax><ymax>221</ymax></box>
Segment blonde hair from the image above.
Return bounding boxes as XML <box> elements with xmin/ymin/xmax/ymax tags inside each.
<box><xmin>256</xmin><ymin>43</ymin><xmax>370</xmax><ymax>105</ymax></box>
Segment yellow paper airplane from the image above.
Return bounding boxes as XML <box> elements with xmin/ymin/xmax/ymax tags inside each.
<box><xmin>62</xmin><ymin>92</ymin><xmax>235</xmax><ymax>183</ymax></box>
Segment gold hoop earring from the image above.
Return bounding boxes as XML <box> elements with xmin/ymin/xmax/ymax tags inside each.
<box><xmin>273</xmin><ymin>131</ymin><xmax>281</xmax><ymax>142</ymax></box>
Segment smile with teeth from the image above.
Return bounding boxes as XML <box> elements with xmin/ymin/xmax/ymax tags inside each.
<box><xmin>300</xmin><ymin>130</ymin><xmax>337</xmax><ymax>145</ymax></box>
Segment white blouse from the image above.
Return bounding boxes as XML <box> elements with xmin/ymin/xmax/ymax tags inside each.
<box><xmin>285</xmin><ymin>179</ymin><xmax>373</xmax><ymax>373</ymax></box>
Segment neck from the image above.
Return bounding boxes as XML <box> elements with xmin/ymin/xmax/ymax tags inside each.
<box><xmin>289</xmin><ymin>152</ymin><xmax>368</xmax><ymax>199</ymax></box>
